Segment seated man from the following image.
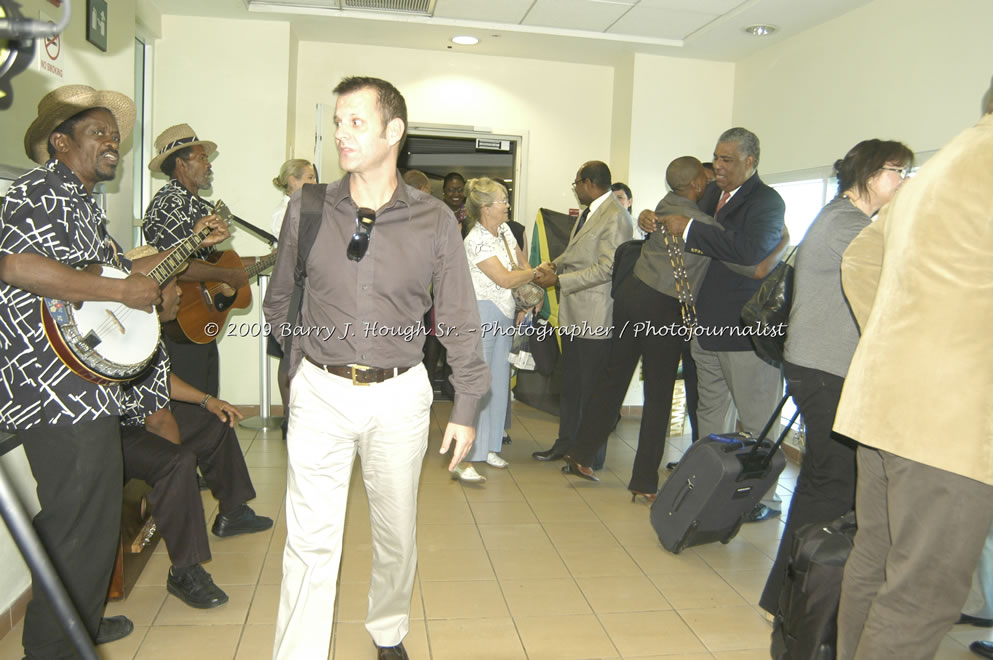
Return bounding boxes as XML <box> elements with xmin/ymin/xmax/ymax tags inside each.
<box><xmin>119</xmin><ymin>276</ymin><xmax>272</xmax><ymax>608</ymax></box>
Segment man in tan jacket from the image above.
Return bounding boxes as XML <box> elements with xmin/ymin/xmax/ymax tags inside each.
<box><xmin>833</xmin><ymin>77</ymin><xmax>993</xmax><ymax>660</ymax></box>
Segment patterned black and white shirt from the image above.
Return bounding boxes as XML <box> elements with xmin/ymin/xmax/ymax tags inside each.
<box><xmin>120</xmin><ymin>341</ymin><xmax>172</xmax><ymax>427</ymax></box>
<box><xmin>0</xmin><ymin>160</ymin><xmax>169</xmax><ymax>431</ymax></box>
<box><xmin>142</xmin><ymin>179</ymin><xmax>216</xmax><ymax>259</ymax></box>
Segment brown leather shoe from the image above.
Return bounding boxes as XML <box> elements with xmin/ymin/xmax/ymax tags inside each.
<box><xmin>376</xmin><ymin>642</ymin><xmax>409</xmax><ymax>659</ymax></box>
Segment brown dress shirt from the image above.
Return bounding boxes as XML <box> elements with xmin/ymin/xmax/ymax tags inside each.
<box><xmin>263</xmin><ymin>173</ymin><xmax>489</xmax><ymax>426</ymax></box>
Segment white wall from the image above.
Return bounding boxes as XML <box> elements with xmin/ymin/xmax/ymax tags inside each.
<box><xmin>293</xmin><ymin>41</ymin><xmax>615</xmax><ymax>229</ymax></box>
<box><xmin>733</xmin><ymin>0</ymin><xmax>993</xmax><ymax>176</ymax></box>
<box><xmin>626</xmin><ymin>53</ymin><xmax>736</xmax><ymax>213</ymax></box>
<box><xmin>150</xmin><ymin>15</ymin><xmax>292</xmax><ymax>404</ymax></box>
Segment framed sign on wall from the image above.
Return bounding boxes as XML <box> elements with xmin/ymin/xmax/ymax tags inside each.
<box><xmin>86</xmin><ymin>0</ymin><xmax>107</xmax><ymax>52</ymax></box>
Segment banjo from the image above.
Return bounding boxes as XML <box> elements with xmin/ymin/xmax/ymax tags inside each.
<box><xmin>41</xmin><ymin>201</ymin><xmax>233</xmax><ymax>386</ymax></box>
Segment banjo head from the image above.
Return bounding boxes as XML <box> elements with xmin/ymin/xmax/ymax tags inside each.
<box><xmin>44</xmin><ymin>265</ymin><xmax>161</xmax><ymax>382</ymax></box>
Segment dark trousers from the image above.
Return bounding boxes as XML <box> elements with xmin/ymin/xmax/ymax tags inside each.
<box><xmin>163</xmin><ymin>336</ymin><xmax>219</xmax><ymax>398</ymax></box>
<box><xmin>549</xmin><ymin>333</ymin><xmax>610</xmax><ymax>468</ymax></box>
<box><xmin>569</xmin><ymin>276</ymin><xmax>684</xmax><ymax>493</ymax></box>
<box><xmin>121</xmin><ymin>403</ymin><xmax>255</xmax><ymax>568</ymax></box>
<box><xmin>759</xmin><ymin>360</ymin><xmax>855</xmax><ymax>613</ymax></box>
<box><xmin>20</xmin><ymin>417</ymin><xmax>122</xmax><ymax>659</ymax></box>
<box><xmin>681</xmin><ymin>343</ymin><xmax>699</xmax><ymax>442</ymax></box>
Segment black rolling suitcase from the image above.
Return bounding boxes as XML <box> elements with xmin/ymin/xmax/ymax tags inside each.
<box><xmin>771</xmin><ymin>512</ymin><xmax>857</xmax><ymax>660</ymax></box>
<box><xmin>650</xmin><ymin>395</ymin><xmax>798</xmax><ymax>554</ymax></box>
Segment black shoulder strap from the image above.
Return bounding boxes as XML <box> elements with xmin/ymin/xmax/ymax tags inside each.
<box><xmin>278</xmin><ymin>183</ymin><xmax>326</xmax><ymax>380</ymax></box>
<box><xmin>294</xmin><ymin>183</ymin><xmax>327</xmax><ymax>285</ymax></box>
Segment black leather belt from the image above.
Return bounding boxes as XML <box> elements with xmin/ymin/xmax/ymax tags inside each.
<box><xmin>305</xmin><ymin>355</ymin><xmax>410</xmax><ymax>386</ymax></box>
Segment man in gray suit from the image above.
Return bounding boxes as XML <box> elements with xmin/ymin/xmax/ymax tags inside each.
<box><xmin>564</xmin><ymin>157</ymin><xmax>783</xmax><ymax>487</ymax></box>
<box><xmin>531</xmin><ymin>160</ymin><xmax>633</xmax><ymax>466</ymax></box>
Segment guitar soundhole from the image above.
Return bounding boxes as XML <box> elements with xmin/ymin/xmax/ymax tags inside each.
<box><xmin>215</xmin><ymin>292</ymin><xmax>236</xmax><ymax>313</ymax></box>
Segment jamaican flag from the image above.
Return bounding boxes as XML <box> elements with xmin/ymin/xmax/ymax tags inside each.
<box><xmin>513</xmin><ymin>208</ymin><xmax>577</xmax><ymax>415</ymax></box>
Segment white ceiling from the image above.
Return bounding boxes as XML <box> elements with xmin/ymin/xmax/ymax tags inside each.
<box><xmin>144</xmin><ymin>0</ymin><xmax>874</xmax><ymax>65</ymax></box>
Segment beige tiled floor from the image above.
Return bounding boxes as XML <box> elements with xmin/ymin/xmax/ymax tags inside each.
<box><xmin>1</xmin><ymin>401</ymin><xmax>991</xmax><ymax>659</ymax></box>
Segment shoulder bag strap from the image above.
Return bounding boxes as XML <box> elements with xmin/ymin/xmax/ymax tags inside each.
<box><xmin>278</xmin><ymin>183</ymin><xmax>327</xmax><ymax>380</ymax></box>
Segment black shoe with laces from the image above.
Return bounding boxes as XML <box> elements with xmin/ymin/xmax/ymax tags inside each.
<box><xmin>167</xmin><ymin>564</ymin><xmax>229</xmax><ymax>609</ymax></box>
<box><xmin>212</xmin><ymin>504</ymin><xmax>273</xmax><ymax>537</ymax></box>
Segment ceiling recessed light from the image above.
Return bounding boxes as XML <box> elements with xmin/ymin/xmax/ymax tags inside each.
<box><xmin>451</xmin><ymin>35</ymin><xmax>479</xmax><ymax>46</ymax></box>
<box><xmin>744</xmin><ymin>24</ymin><xmax>777</xmax><ymax>36</ymax></box>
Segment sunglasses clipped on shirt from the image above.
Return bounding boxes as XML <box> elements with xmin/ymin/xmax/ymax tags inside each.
<box><xmin>346</xmin><ymin>207</ymin><xmax>377</xmax><ymax>262</ymax></box>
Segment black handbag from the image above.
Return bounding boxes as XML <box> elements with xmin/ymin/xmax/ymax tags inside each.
<box><xmin>740</xmin><ymin>246</ymin><xmax>796</xmax><ymax>367</ymax></box>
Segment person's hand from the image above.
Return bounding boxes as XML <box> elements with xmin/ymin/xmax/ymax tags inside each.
<box><xmin>206</xmin><ymin>397</ymin><xmax>244</xmax><ymax>427</ymax></box>
<box><xmin>194</xmin><ymin>214</ymin><xmax>231</xmax><ymax>247</ymax></box>
<box><xmin>659</xmin><ymin>214</ymin><xmax>691</xmax><ymax>236</ymax></box>
<box><xmin>119</xmin><ymin>272</ymin><xmax>162</xmax><ymax>312</ymax></box>
<box><xmin>534</xmin><ymin>263</ymin><xmax>557</xmax><ymax>288</ymax></box>
<box><xmin>638</xmin><ymin>209</ymin><xmax>659</xmax><ymax>234</ymax></box>
<box><xmin>441</xmin><ymin>422</ymin><xmax>475</xmax><ymax>470</ymax></box>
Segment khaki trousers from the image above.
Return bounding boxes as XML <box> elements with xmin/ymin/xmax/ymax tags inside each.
<box><xmin>273</xmin><ymin>360</ymin><xmax>432</xmax><ymax>660</ymax></box>
<box><xmin>838</xmin><ymin>446</ymin><xmax>993</xmax><ymax>659</ymax></box>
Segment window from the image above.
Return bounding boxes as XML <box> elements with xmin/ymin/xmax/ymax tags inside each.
<box><xmin>770</xmin><ymin>178</ymin><xmax>829</xmax><ymax>245</ymax></box>
<box><xmin>133</xmin><ymin>35</ymin><xmax>153</xmax><ymax>247</ymax></box>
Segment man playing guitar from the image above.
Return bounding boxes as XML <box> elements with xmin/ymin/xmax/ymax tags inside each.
<box><xmin>0</xmin><ymin>86</ymin><xmax>228</xmax><ymax>658</ymax></box>
<box><xmin>142</xmin><ymin>124</ymin><xmax>255</xmax><ymax>397</ymax></box>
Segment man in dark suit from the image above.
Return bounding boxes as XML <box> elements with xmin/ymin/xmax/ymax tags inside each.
<box><xmin>654</xmin><ymin>128</ymin><xmax>786</xmax><ymax>522</ymax></box>
<box><xmin>531</xmin><ymin>161</ymin><xmax>632</xmax><ymax>468</ymax></box>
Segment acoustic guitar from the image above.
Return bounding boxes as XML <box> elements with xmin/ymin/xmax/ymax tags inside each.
<box><xmin>167</xmin><ymin>249</ymin><xmax>277</xmax><ymax>344</ymax></box>
<box><xmin>41</xmin><ymin>202</ymin><xmax>232</xmax><ymax>386</ymax></box>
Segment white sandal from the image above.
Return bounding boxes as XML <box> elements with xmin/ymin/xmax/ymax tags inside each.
<box><xmin>486</xmin><ymin>452</ymin><xmax>509</xmax><ymax>468</ymax></box>
<box><xmin>452</xmin><ymin>464</ymin><xmax>486</xmax><ymax>483</ymax></box>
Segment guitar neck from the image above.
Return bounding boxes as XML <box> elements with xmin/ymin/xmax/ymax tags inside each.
<box><xmin>146</xmin><ymin>225</ymin><xmax>213</xmax><ymax>285</ymax></box>
<box><xmin>245</xmin><ymin>253</ymin><xmax>278</xmax><ymax>279</ymax></box>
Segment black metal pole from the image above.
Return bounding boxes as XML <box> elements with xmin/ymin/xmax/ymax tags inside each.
<box><xmin>0</xmin><ymin>441</ymin><xmax>98</xmax><ymax>660</ymax></box>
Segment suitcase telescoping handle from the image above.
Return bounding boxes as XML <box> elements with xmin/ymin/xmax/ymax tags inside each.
<box><xmin>739</xmin><ymin>395</ymin><xmax>801</xmax><ymax>476</ymax></box>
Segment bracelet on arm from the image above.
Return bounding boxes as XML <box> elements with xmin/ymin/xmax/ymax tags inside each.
<box><xmin>200</xmin><ymin>394</ymin><xmax>212</xmax><ymax>408</ymax></box>
<box><xmin>531</xmin><ymin>269</ymin><xmax>537</xmax><ymax>282</ymax></box>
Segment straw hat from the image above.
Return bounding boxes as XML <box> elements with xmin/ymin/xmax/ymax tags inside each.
<box><xmin>148</xmin><ymin>124</ymin><xmax>216</xmax><ymax>172</ymax></box>
<box><xmin>23</xmin><ymin>85</ymin><xmax>136</xmax><ymax>165</ymax></box>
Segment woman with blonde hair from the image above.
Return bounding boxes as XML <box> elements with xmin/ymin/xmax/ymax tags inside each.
<box><xmin>453</xmin><ymin>177</ymin><xmax>537</xmax><ymax>483</ymax></box>
<box><xmin>270</xmin><ymin>158</ymin><xmax>317</xmax><ymax>237</ymax></box>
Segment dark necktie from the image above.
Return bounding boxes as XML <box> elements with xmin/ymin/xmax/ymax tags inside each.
<box><xmin>574</xmin><ymin>207</ymin><xmax>590</xmax><ymax>235</ymax></box>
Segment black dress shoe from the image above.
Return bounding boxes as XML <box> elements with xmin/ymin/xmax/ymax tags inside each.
<box><xmin>95</xmin><ymin>615</ymin><xmax>134</xmax><ymax>644</ymax></box>
<box><xmin>971</xmin><ymin>640</ymin><xmax>993</xmax><ymax>659</ymax></box>
<box><xmin>212</xmin><ymin>504</ymin><xmax>274</xmax><ymax>537</ymax></box>
<box><xmin>742</xmin><ymin>503</ymin><xmax>781</xmax><ymax>523</ymax></box>
<box><xmin>167</xmin><ymin>564</ymin><xmax>229</xmax><ymax>609</ymax></box>
<box><xmin>532</xmin><ymin>448</ymin><xmax>566</xmax><ymax>461</ymax></box>
<box><xmin>376</xmin><ymin>641</ymin><xmax>410</xmax><ymax>659</ymax></box>
<box><xmin>562</xmin><ymin>456</ymin><xmax>599</xmax><ymax>482</ymax></box>
<box><xmin>959</xmin><ymin>613</ymin><xmax>993</xmax><ymax>627</ymax></box>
